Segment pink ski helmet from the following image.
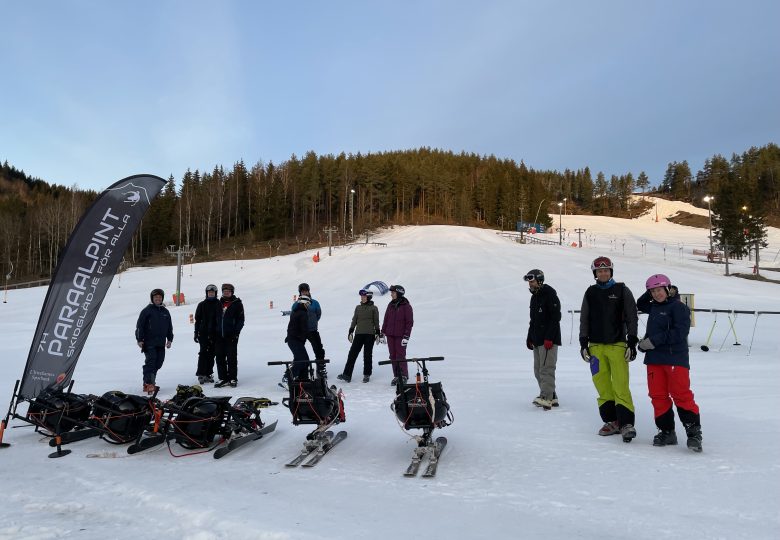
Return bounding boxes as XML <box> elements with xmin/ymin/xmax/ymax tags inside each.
<box><xmin>645</xmin><ymin>274</ymin><xmax>671</xmax><ymax>290</ymax></box>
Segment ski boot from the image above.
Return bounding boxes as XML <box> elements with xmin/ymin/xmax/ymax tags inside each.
<box><xmin>215</xmin><ymin>379</ymin><xmax>231</xmax><ymax>388</ymax></box>
<box><xmin>337</xmin><ymin>373</ymin><xmax>351</xmax><ymax>383</ymax></box>
<box><xmin>362</xmin><ymin>375</ymin><xmax>370</xmax><ymax>383</ymax></box>
<box><xmin>598</xmin><ymin>421</ymin><xmax>620</xmax><ymax>436</ymax></box>
<box><xmin>653</xmin><ymin>429</ymin><xmax>678</xmax><ymax>447</ymax></box>
<box><xmin>620</xmin><ymin>424</ymin><xmax>637</xmax><ymax>443</ymax></box>
<box><xmin>229</xmin><ymin>380</ymin><xmax>238</xmax><ymax>388</ymax></box>
<box><xmin>684</xmin><ymin>423</ymin><xmax>703</xmax><ymax>452</ymax></box>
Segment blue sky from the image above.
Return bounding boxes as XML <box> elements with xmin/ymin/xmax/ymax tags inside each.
<box><xmin>1</xmin><ymin>1</ymin><xmax>778</xmax><ymax>191</ymax></box>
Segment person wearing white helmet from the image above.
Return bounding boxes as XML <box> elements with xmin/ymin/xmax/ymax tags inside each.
<box><xmin>637</xmin><ymin>274</ymin><xmax>702</xmax><ymax>452</ymax></box>
<box><xmin>579</xmin><ymin>256</ymin><xmax>639</xmax><ymax>442</ymax></box>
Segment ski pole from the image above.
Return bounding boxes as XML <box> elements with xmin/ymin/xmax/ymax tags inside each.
<box><xmin>748</xmin><ymin>313</ymin><xmax>760</xmax><ymax>356</ymax></box>
<box><xmin>700</xmin><ymin>315</ymin><xmax>717</xmax><ymax>352</ymax></box>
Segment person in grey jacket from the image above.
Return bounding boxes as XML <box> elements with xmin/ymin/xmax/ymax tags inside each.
<box><xmin>338</xmin><ymin>289</ymin><xmax>381</xmax><ymax>383</ymax></box>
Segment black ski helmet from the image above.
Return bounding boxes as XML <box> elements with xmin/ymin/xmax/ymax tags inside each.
<box><xmin>205</xmin><ymin>284</ymin><xmax>218</xmax><ymax>296</ymax></box>
<box><xmin>150</xmin><ymin>288</ymin><xmax>164</xmax><ymax>302</ymax></box>
<box><xmin>390</xmin><ymin>284</ymin><xmax>405</xmax><ymax>296</ymax></box>
<box><xmin>359</xmin><ymin>288</ymin><xmax>374</xmax><ymax>299</ymax></box>
<box><xmin>298</xmin><ymin>282</ymin><xmax>310</xmax><ymax>293</ymax></box>
<box><xmin>523</xmin><ymin>269</ymin><xmax>544</xmax><ymax>284</ymax></box>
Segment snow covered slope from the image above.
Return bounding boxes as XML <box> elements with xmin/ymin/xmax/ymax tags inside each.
<box><xmin>1</xmin><ymin>214</ymin><xmax>778</xmax><ymax>540</ymax></box>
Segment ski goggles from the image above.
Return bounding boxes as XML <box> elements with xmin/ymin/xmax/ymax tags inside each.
<box><xmin>523</xmin><ymin>273</ymin><xmax>536</xmax><ymax>282</ymax></box>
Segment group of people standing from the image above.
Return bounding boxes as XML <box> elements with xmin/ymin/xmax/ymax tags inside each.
<box><xmin>284</xmin><ymin>282</ymin><xmax>413</xmax><ymax>386</ymax></box>
<box><xmin>135</xmin><ymin>283</ymin><xmax>245</xmax><ymax>393</ymax></box>
<box><xmin>525</xmin><ymin>256</ymin><xmax>703</xmax><ymax>452</ymax></box>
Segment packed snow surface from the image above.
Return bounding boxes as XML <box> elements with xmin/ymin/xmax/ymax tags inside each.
<box><xmin>1</xmin><ymin>204</ymin><xmax>779</xmax><ymax>540</ymax></box>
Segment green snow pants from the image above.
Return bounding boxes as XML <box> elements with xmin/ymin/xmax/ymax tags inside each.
<box><xmin>590</xmin><ymin>342</ymin><xmax>635</xmax><ymax>427</ymax></box>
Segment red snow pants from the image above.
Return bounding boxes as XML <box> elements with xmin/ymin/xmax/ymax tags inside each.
<box><xmin>647</xmin><ymin>364</ymin><xmax>699</xmax><ymax>419</ymax></box>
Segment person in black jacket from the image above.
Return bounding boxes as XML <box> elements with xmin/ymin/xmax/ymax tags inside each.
<box><xmin>214</xmin><ymin>283</ymin><xmax>244</xmax><ymax>388</ymax></box>
<box><xmin>135</xmin><ymin>288</ymin><xmax>173</xmax><ymax>394</ymax></box>
<box><xmin>524</xmin><ymin>269</ymin><xmax>561</xmax><ymax>410</ymax></box>
<box><xmin>194</xmin><ymin>284</ymin><xmax>220</xmax><ymax>384</ymax></box>
<box><xmin>579</xmin><ymin>256</ymin><xmax>639</xmax><ymax>442</ymax></box>
<box><xmin>287</xmin><ymin>295</ymin><xmax>312</xmax><ymax>380</ymax></box>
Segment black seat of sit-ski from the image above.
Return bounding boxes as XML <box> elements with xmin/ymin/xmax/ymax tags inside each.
<box><xmin>287</xmin><ymin>378</ymin><xmax>339</xmax><ymax>425</ymax></box>
<box><xmin>393</xmin><ymin>381</ymin><xmax>451</xmax><ymax>430</ymax></box>
<box><xmin>172</xmin><ymin>396</ymin><xmax>232</xmax><ymax>449</ymax></box>
<box><xmin>92</xmin><ymin>391</ymin><xmax>153</xmax><ymax>444</ymax></box>
<box><xmin>26</xmin><ymin>389</ymin><xmax>92</xmax><ymax>434</ymax></box>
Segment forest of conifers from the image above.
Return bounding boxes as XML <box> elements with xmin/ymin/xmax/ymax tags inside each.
<box><xmin>1</xmin><ymin>143</ymin><xmax>778</xmax><ymax>282</ymax></box>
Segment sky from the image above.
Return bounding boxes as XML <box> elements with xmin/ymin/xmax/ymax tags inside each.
<box><xmin>1</xmin><ymin>208</ymin><xmax>778</xmax><ymax>539</ymax></box>
<box><xmin>1</xmin><ymin>1</ymin><xmax>779</xmax><ymax>191</ymax></box>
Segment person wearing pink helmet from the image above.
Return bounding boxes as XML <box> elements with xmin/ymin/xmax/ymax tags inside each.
<box><xmin>636</xmin><ymin>274</ymin><xmax>702</xmax><ymax>452</ymax></box>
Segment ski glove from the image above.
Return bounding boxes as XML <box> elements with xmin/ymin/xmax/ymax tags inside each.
<box><xmin>348</xmin><ymin>332</ymin><xmax>354</xmax><ymax>343</ymax></box>
<box><xmin>625</xmin><ymin>346</ymin><xmax>637</xmax><ymax>361</ymax></box>
<box><xmin>526</xmin><ymin>338</ymin><xmax>534</xmax><ymax>350</ymax></box>
<box><xmin>375</xmin><ymin>333</ymin><xmax>381</xmax><ymax>345</ymax></box>
<box><xmin>401</xmin><ymin>337</ymin><xmax>409</xmax><ymax>347</ymax></box>
<box><xmin>544</xmin><ymin>339</ymin><xmax>554</xmax><ymax>350</ymax></box>
<box><xmin>379</xmin><ymin>334</ymin><xmax>386</xmax><ymax>344</ymax></box>
<box><xmin>579</xmin><ymin>337</ymin><xmax>590</xmax><ymax>362</ymax></box>
<box><xmin>194</xmin><ymin>334</ymin><xmax>199</xmax><ymax>343</ymax></box>
<box><xmin>638</xmin><ymin>337</ymin><xmax>655</xmax><ymax>352</ymax></box>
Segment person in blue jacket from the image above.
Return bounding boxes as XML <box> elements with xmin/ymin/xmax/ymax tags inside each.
<box><xmin>637</xmin><ymin>274</ymin><xmax>702</xmax><ymax>452</ymax></box>
<box><xmin>294</xmin><ymin>283</ymin><xmax>327</xmax><ymax>378</ymax></box>
<box><xmin>135</xmin><ymin>288</ymin><xmax>173</xmax><ymax>394</ymax></box>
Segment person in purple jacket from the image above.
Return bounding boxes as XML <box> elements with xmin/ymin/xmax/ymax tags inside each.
<box><xmin>381</xmin><ymin>284</ymin><xmax>414</xmax><ymax>385</ymax></box>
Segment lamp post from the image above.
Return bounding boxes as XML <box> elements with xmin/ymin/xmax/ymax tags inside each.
<box><xmin>703</xmin><ymin>195</ymin><xmax>714</xmax><ymax>256</ymax></box>
<box><xmin>349</xmin><ymin>189</ymin><xmax>355</xmax><ymax>240</ymax></box>
<box><xmin>557</xmin><ymin>202</ymin><xmax>563</xmax><ymax>245</ymax></box>
<box><xmin>563</xmin><ymin>197</ymin><xmax>567</xmax><ymax>215</ymax></box>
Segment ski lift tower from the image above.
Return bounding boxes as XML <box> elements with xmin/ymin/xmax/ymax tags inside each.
<box><xmin>166</xmin><ymin>245</ymin><xmax>195</xmax><ymax>306</ymax></box>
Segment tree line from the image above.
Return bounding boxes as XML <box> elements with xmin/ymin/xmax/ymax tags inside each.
<box><xmin>1</xmin><ymin>143</ymin><xmax>778</xmax><ymax>282</ymax></box>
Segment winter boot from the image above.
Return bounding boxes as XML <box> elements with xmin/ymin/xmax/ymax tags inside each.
<box><xmin>551</xmin><ymin>393</ymin><xmax>559</xmax><ymax>407</ymax></box>
<box><xmin>391</xmin><ymin>377</ymin><xmax>398</xmax><ymax>386</ymax></box>
<box><xmin>653</xmin><ymin>429</ymin><xmax>678</xmax><ymax>447</ymax></box>
<box><xmin>598</xmin><ymin>421</ymin><xmax>620</xmax><ymax>436</ymax></box>
<box><xmin>214</xmin><ymin>379</ymin><xmax>231</xmax><ymax>388</ymax></box>
<box><xmin>533</xmin><ymin>397</ymin><xmax>552</xmax><ymax>410</ymax></box>
<box><xmin>204</xmin><ymin>374</ymin><xmax>214</xmax><ymax>383</ymax></box>
<box><xmin>229</xmin><ymin>380</ymin><xmax>238</xmax><ymax>388</ymax></box>
<box><xmin>532</xmin><ymin>396</ymin><xmax>542</xmax><ymax>407</ymax></box>
<box><xmin>198</xmin><ymin>376</ymin><xmax>207</xmax><ymax>384</ymax></box>
<box><xmin>620</xmin><ymin>424</ymin><xmax>637</xmax><ymax>443</ymax></box>
<box><xmin>337</xmin><ymin>373</ymin><xmax>351</xmax><ymax>383</ymax></box>
<box><xmin>684</xmin><ymin>423</ymin><xmax>703</xmax><ymax>452</ymax></box>
<box><xmin>362</xmin><ymin>375</ymin><xmax>370</xmax><ymax>383</ymax></box>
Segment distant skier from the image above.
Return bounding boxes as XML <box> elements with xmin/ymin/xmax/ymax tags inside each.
<box><xmin>524</xmin><ymin>269</ymin><xmax>561</xmax><ymax>410</ymax></box>
<box><xmin>286</xmin><ymin>295</ymin><xmax>312</xmax><ymax>380</ymax></box>
<box><xmin>636</xmin><ymin>274</ymin><xmax>702</xmax><ymax>452</ymax></box>
<box><xmin>338</xmin><ymin>289</ymin><xmax>381</xmax><ymax>383</ymax></box>
<box><xmin>295</xmin><ymin>283</ymin><xmax>327</xmax><ymax>378</ymax></box>
<box><xmin>214</xmin><ymin>283</ymin><xmax>244</xmax><ymax>388</ymax></box>
<box><xmin>135</xmin><ymin>288</ymin><xmax>173</xmax><ymax>394</ymax></box>
<box><xmin>381</xmin><ymin>284</ymin><xmax>413</xmax><ymax>385</ymax></box>
<box><xmin>579</xmin><ymin>257</ymin><xmax>639</xmax><ymax>442</ymax></box>
<box><xmin>194</xmin><ymin>284</ymin><xmax>220</xmax><ymax>384</ymax></box>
